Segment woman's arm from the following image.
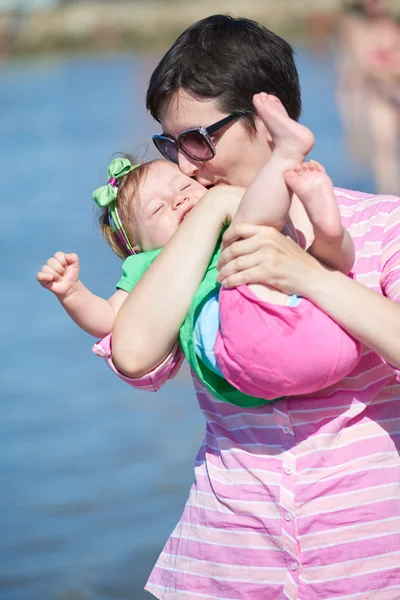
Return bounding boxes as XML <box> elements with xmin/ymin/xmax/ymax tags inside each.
<box><xmin>112</xmin><ymin>187</ymin><xmax>243</xmax><ymax>378</ymax></box>
<box><xmin>216</xmin><ymin>223</ymin><xmax>400</xmax><ymax>369</ymax></box>
<box><xmin>297</xmin><ymin>267</ymin><xmax>400</xmax><ymax>368</ymax></box>
<box><xmin>36</xmin><ymin>251</ymin><xmax>127</xmax><ymax>338</ymax></box>
<box><xmin>93</xmin><ymin>334</ymin><xmax>184</xmax><ymax>391</ymax></box>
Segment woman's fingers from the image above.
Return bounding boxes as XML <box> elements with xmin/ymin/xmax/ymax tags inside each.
<box><xmin>222</xmin><ymin>222</ymin><xmax>268</xmax><ymax>246</ymax></box>
<box><xmin>219</xmin><ymin>266</ymin><xmax>264</xmax><ymax>289</ymax></box>
<box><xmin>218</xmin><ymin>236</ymin><xmax>264</xmax><ymax>270</ymax></box>
<box><xmin>217</xmin><ymin>250</ymin><xmax>262</xmax><ymax>283</ymax></box>
<box><xmin>218</xmin><ymin>221</ymin><xmax>325</xmax><ymax>295</ymax></box>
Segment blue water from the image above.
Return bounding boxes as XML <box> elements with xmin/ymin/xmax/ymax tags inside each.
<box><xmin>0</xmin><ymin>50</ymin><xmax>374</xmax><ymax>600</ymax></box>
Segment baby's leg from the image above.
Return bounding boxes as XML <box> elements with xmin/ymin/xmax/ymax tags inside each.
<box><xmin>233</xmin><ymin>93</ymin><xmax>314</xmax><ymax>304</ymax></box>
<box><xmin>285</xmin><ymin>161</ymin><xmax>355</xmax><ymax>273</ymax></box>
<box><xmin>232</xmin><ymin>92</ymin><xmax>314</xmax><ymax>230</ymax></box>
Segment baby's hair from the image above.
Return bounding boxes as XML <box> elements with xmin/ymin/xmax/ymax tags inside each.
<box><xmin>98</xmin><ymin>154</ymin><xmax>153</xmax><ymax>259</ymax></box>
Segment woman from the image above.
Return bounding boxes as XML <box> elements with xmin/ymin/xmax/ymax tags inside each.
<box><xmin>97</xmin><ymin>15</ymin><xmax>400</xmax><ymax>600</ymax></box>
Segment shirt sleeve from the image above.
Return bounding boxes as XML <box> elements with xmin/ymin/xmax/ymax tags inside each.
<box><xmin>92</xmin><ymin>334</ymin><xmax>184</xmax><ymax>391</ymax></box>
<box><xmin>381</xmin><ymin>201</ymin><xmax>400</xmax><ymax>302</ymax></box>
<box><xmin>380</xmin><ymin>200</ymin><xmax>400</xmax><ymax>378</ymax></box>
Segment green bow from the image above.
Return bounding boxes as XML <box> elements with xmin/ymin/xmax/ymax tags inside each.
<box><xmin>92</xmin><ymin>157</ymin><xmax>140</xmax><ymax>208</ymax></box>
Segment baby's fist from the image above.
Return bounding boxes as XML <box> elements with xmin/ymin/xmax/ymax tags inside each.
<box><xmin>36</xmin><ymin>252</ymin><xmax>80</xmax><ymax>298</ymax></box>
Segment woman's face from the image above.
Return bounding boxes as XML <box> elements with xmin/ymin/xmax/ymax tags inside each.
<box><xmin>159</xmin><ymin>89</ymin><xmax>272</xmax><ymax>189</ymax></box>
<box><xmin>364</xmin><ymin>0</ymin><xmax>386</xmax><ymax>18</ymax></box>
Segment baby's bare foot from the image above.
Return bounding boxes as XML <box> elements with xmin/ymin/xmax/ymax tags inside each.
<box><xmin>285</xmin><ymin>160</ymin><xmax>343</xmax><ymax>241</ymax></box>
<box><xmin>253</xmin><ymin>92</ymin><xmax>314</xmax><ymax>159</ymax></box>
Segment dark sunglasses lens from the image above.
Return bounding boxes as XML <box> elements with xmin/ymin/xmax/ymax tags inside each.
<box><xmin>153</xmin><ymin>137</ymin><xmax>179</xmax><ymax>164</ymax></box>
<box><xmin>180</xmin><ymin>131</ymin><xmax>213</xmax><ymax>160</ymax></box>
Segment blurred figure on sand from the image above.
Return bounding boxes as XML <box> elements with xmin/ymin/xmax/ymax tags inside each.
<box><xmin>337</xmin><ymin>0</ymin><xmax>400</xmax><ymax>194</ymax></box>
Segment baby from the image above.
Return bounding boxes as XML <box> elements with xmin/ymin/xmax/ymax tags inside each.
<box><xmin>37</xmin><ymin>93</ymin><xmax>361</xmax><ymax>406</ymax></box>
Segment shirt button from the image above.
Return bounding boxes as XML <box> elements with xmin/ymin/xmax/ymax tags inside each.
<box><xmin>285</xmin><ymin>467</ymin><xmax>292</xmax><ymax>475</ymax></box>
<box><xmin>290</xmin><ymin>562</ymin><xmax>298</xmax><ymax>571</ymax></box>
<box><xmin>284</xmin><ymin>512</ymin><xmax>293</xmax><ymax>522</ymax></box>
<box><xmin>283</xmin><ymin>426</ymin><xmax>291</xmax><ymax>434</ymax></box>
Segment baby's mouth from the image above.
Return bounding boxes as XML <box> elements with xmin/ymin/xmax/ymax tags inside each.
<box><xmin>180</xmin><ymin>204</ymin><xmax>194</xmax><ymax>223</ymax></box>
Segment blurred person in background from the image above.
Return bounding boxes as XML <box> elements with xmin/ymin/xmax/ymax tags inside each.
<box><xmin>337</xmin><ymin>0</ymin><xmax>400</xmax><ymax>193</ymax></box>
<box><xmin>94</xmin><ymin>14</ymin><xmax>400</xmax><ymax>600</ymax></box>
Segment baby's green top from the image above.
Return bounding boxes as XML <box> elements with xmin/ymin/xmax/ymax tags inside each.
<box><xmin>117</xmin><ymin>245</ymin><xmax>277</xmax><ymax>407</ymax></box>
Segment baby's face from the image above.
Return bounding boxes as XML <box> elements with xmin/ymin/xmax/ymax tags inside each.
<box><xmin>134</xmin><ymin>161</ymin><xmax>207</xmax><ymax>251</ymax></box>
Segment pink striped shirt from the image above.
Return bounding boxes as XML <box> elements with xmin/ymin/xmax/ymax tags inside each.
<box><xmin>93</xmin><ymin>188</ymin><xmax>400</xmax><ymax>600</ymax></box>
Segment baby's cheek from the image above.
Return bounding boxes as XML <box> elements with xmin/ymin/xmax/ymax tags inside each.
<box><xmin>154</xmin><ymin>221</ymin><xmax>178</xmax><ymax>249</ymax></box>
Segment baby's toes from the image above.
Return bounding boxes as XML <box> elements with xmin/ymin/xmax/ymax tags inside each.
<box><xmin>309</xmin><ymin>160</ymin><xmax>325</xmax><ymax>173</ymax></box>
<box><xmin>284</xmin><ymin>169</ymin><xmax>298</xmax><ymax>185</ymax></box>
<box><xmin>253</xmin><ymin>92</ymin><xmax>268</xmax><ymax>109</ymax></box>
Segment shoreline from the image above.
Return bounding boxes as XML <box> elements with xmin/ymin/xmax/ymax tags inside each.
<box><xmin>0</xmin><ymin>0</ymin><xmax>342</xmax><ymax>60</ymax></box>
<box><xmin>1</xmin><ymin>0</ymin><xmax>399</xmax><ymax>61</ymax></box>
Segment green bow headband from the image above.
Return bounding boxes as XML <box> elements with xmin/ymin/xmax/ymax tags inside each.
<box><xmin>92</xmin><ymin>157</ymin><xmax>140</xmax><ymax>255</ymax></box>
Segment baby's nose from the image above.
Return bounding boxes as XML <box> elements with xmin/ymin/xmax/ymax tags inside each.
<box><xmin>173</xmin><ymin>195</ymin><xmax>187</xmax><ymax>209</ymax></box>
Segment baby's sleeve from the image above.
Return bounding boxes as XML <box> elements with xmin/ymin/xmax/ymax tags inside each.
<box><xmin>92</xmin><ymin>334</ymin><xmax>184</xmax><ymax>391</ymax></box>
<box><xmin>116</xmin><ymin>250</ymin><xmax>160</xmax><ymax>293</ymax></box>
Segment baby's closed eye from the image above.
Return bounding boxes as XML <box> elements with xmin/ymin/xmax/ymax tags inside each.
<box><xmin>152</xmin><ymin>205</ymin><xmax>163</xmax><ymax>216</ymax></box>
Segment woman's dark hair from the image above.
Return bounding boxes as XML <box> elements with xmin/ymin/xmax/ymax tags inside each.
<box><xmin>146</xmin><ymin>14</ymin><xmax>302</xmax><ymax>131</ymax></box>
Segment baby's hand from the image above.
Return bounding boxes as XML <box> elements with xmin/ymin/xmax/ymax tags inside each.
<box><xmin>36</xmin><ymin>252</ymin><xmax>80</xmax><ymax>298</ymax></box>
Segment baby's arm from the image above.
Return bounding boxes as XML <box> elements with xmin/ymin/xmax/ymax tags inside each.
<box><xmin>36</xmin><ymin>251</ymin><xmax>127</xmax><ymax>338</ymax></box>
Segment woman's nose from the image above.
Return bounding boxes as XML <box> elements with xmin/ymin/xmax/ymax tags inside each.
<box><xmin>178</xmin><ymin>151</ymin><xmax>199</xmax><ymax>178</ymax></box>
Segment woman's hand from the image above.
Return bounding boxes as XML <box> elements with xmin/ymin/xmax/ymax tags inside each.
<box><xmin>217</xmin><ymin>223</ymin><xmax>400</xmax><ymax>371</ymax></box>
<box><xmin>216</xmin><ymin>223</ymin><xmax>326</xmax><ymax>296</ymax></box>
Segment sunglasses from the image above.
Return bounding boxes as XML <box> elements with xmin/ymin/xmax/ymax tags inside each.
<box><xmin>152</xmin><ymin>112</ymin><xmax>240</xmax><ymax>164</ymax></box>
